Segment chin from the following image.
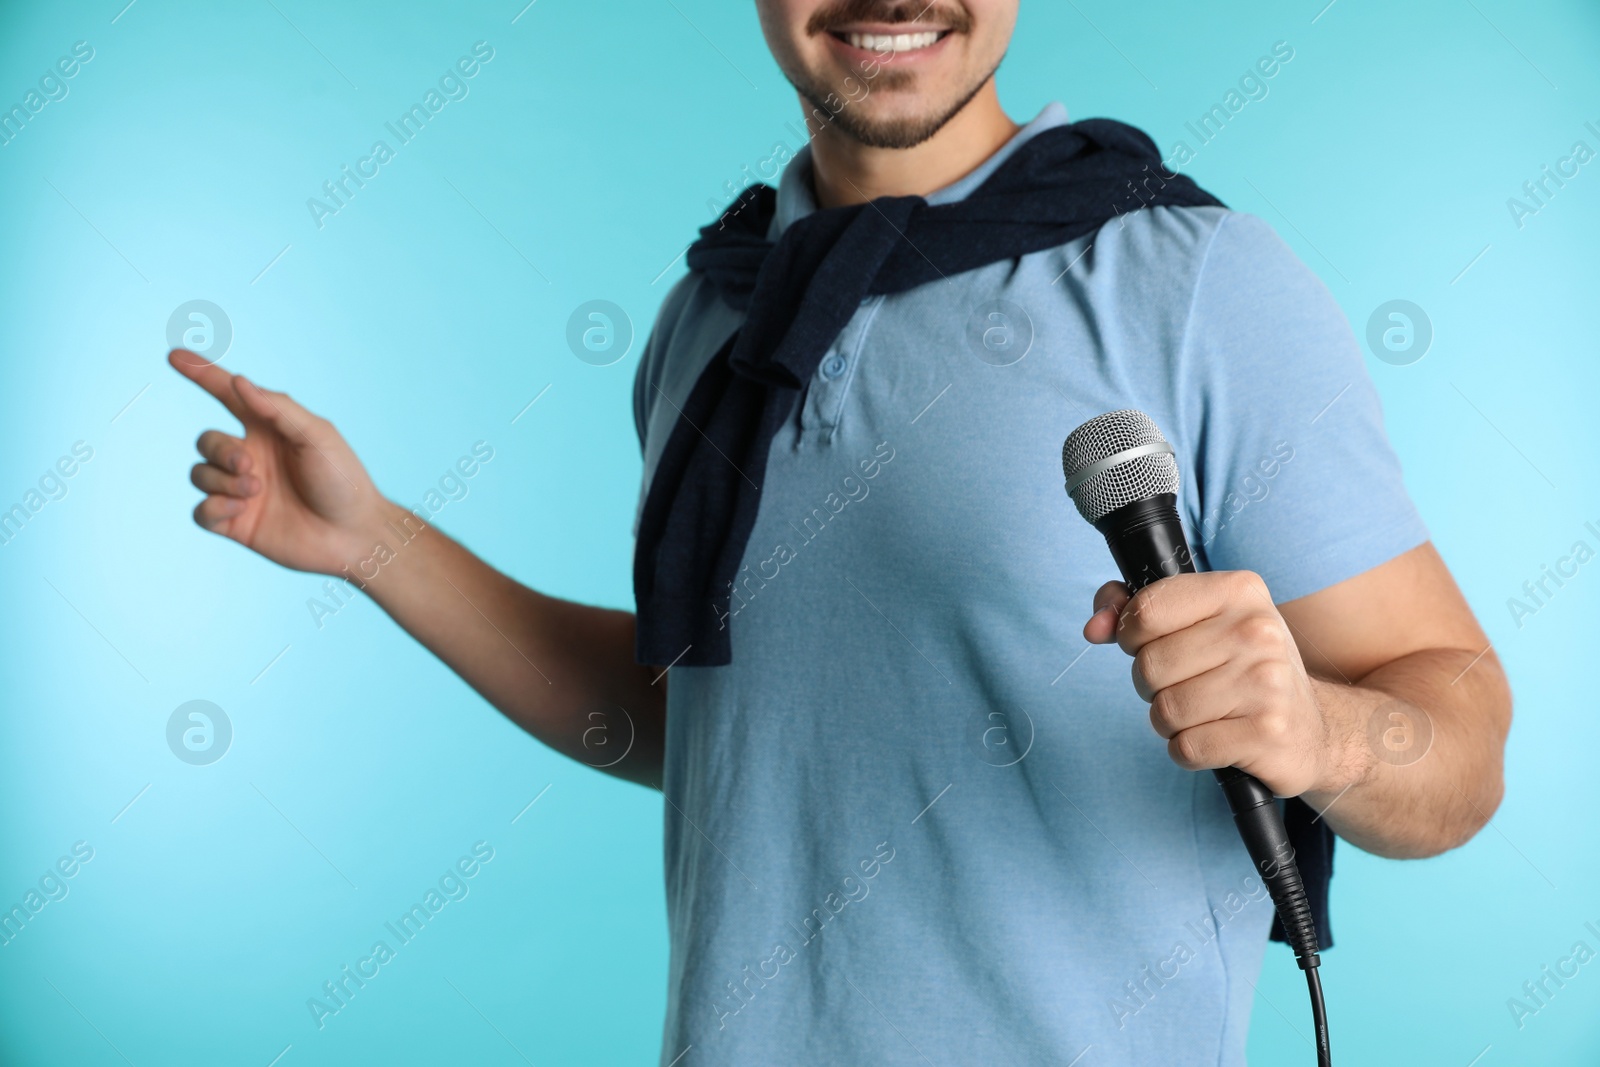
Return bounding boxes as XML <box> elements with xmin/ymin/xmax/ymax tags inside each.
<box><xmin>758</xmin><ymin>0</ymin><xmax>1012</xmax><ymax>150</ymax></box>
<box><xmin>803</xmin><ymin>66</ymin><xmax>998</xmax><ymax>150</ymax></box>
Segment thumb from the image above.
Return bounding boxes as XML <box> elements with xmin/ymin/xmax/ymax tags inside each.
<box><xmin>1083</xmin><ymin>580</ymin><xmax>1131</xmax><ymax>644</ymax></box>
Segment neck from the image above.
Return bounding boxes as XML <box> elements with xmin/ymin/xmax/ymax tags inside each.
<box><xmin>806</xmin><ymin>81</ymin><xmax>1021</xmax><ymax>209</ymax></box>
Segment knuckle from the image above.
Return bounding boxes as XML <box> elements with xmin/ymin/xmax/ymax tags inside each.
<box><xmin>1129</xmin><ymin>659</ymin><xmax>1148</xmax><ymax>700</ymax></box>
<box><xmin>1149</xmin><ymin>691</ymin><xmax>1179</xmax><ymax>737</ymax></box>
<box><xmin>1114</xmin><ymin>615</ymin><xmax>1141</xmax><ymax>653</ymax></box>
<box><xmin>1250</xmin><ymin>658</ymin><xmax>1293</xmax><ymax>693</ymax></box>
<box><xmin>1256</xmin><ymin>710</ymin><xmax>1291</xmax><ymax>744</ymax></box>
<box><xmin>1132</xmin><ymin>645</ymin><xmax>1159</xmax><ymax>682</ymax></box>
<box><xmin>1094</xmin><ymin>581</ymin><xmax>1129</xmax><ymax>610</ymax></box>
<box><xmin>1173</xmin><ymin>732</ymin><xmax>1204</xmax><ymax>767</ymax></box>
<box><xmin>1124</xmin><ymin>589</ymin><xmax>1155</xmax><ymax>625</ymax></box>
<box><xmin>1118</xmin><ymin>615</ymin><xmax>1151</xmax><ymax>652</ymax></box>
<box><xmin>1234</xmin><ymin>570</ymin><xmax>1267</xmax><ymax>595</ymax></box>
<box><xmin>1238</xmin><ymin>613</ymin><xmax>1282</xmax><ymax>649</ymax></box>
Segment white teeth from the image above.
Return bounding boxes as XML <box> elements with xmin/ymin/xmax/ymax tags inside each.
<box><xmin>846</xmin><ymin>30</ymin><xmax>941</xmax><ymax>53</ymax></box>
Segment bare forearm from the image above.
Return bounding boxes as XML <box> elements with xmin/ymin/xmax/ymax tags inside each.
<box><xmin>350</xmin><ymin>500</ymin><xmax>665</xmax><ymax>788</ymax></box>
<box><xmin>1302</xmin><ymin>647</ymin><xmax>1511</xmax><ymax>858</ymax></box>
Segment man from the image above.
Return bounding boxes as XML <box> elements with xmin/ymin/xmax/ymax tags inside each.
<box><xmin>175</xmin><ymin>1</ymin><xmax>1510</xmax><ymax>1062</ymax></box>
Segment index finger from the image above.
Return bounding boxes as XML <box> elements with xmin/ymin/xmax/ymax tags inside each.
<box><xmin>1115</xmin><ymin>571</ymin><xmax>1262</xmax><ymax>655</ymax></box>
<box><xmin>169</xmin><ymin>348</ymin><xmax>249</xmax><ymax>423</ymax></box>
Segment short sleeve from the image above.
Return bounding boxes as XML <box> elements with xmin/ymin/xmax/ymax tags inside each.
<box><xmin>632</xmin><ymin>324</ymin><xmax>663</xmax><ymax>454</ymax></box>
<box><xmin>1178</xmin><ymin>212</ymin><xmax>1429</xmax><ymax>603</ymax></box>
<box><xmin>629</xmin><ymin>272</ymin><xmax>742</xmax><ymax>540</ymax></box>
<box><xmin>630</xmin><ymin>319</ymin><xmax>671</xmax><ymax>540</ymax></box>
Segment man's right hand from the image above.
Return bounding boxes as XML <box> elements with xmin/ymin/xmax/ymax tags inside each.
<box><xmin>171</xmin><ymin>348</ymin><xmax>388</xmax><ymax>576</ymax></box>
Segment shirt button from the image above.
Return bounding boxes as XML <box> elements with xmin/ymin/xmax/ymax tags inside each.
<box><xmin>820</xmin><ymin>354</ymin><xmax>848</xmax><ymax>380</ymax></box>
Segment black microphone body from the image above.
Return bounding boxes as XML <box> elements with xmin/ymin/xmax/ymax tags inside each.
<box><xmin>1092</xmin><ymin>493</ymin><xmax>1324</xmax><ymax>972</ymax></box>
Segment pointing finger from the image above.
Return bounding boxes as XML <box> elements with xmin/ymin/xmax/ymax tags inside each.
<box><xmin>232</xmin><ymin>376</ymin><xmax>320</xmax><ymax>446</ymax></box>
<box><xmin>170</xmin><ymin>348</ymin><xmax>249</xmax><ymax>423</ymax></box>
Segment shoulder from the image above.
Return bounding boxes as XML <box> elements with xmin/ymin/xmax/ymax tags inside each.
<box><xmin>1088</xmin><ymin>204</ymin><xmax>1345</xmax><ymax>355</ymax></box>
<box><xmin>644</xmin><ymin>270</ymin><xmax>716</xmax><ymax>362</ymax></box>
<box><xmin>639</xmin><ymin>269</ymin><xmax>743</xmax><ymax>388</ymax></box>
<box><xmin>1188</xmin><ymin>208</ymin><xmax>1334</xmax><ymax>307</ymax></box>
<box><xmin>632</xmin><ymin>270</ymin><xmax>743</xmax><ymax>448</ymax></box>
<box><xmin>1034</xmin><ymin>205</ymin><xmax>1273</xmax><ymax>313</ymax></box>
<box><xmin>1099</xmin><ymin>205</ymin><xmax>1298</xmax><ymax>286</ymax></box>
<box><xmin>1027</xmin><ymin>206</ymin><xmax>1276</xmax><ymax>357</ymax></box>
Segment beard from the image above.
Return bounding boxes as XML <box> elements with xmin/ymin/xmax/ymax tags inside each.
<box><xmin>790</xmin><ymin>61</ymin><xmax>1000</xmax><ymax>150</ymax></box>
<box><xmin>787</xmin><ymin>0</ymin><xmax>996</xmax><ymax>150</ymax></box>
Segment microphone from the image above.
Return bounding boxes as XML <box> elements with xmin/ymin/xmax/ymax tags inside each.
<box><xmin>1062</xmin><ymin>409</ymin><xmax>1331</xmax><ymax>1066</ymax></box>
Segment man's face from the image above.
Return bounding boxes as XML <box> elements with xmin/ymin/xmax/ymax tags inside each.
<box><xmin>756</xmin><ymin>0</ymin><xmax>1017</xmax><ymax>150</ymax></box>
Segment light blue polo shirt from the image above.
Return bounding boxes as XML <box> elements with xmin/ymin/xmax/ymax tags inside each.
<box><xmin>632</xmin><ymin>102</ymin><xmax>1427</xmax><ymax>1066</ymax></box>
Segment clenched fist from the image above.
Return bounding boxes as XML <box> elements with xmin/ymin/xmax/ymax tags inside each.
<box><xmin>1084</xmin><ymin>570</ymin><xmax>1336</xmax><ymax>798</ymax></box>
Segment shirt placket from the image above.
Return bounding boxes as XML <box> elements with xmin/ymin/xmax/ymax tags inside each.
<box><xmin>797</xmin><ymin>295</ymin><xmax>884</xmax><ymax>446</ymax></box>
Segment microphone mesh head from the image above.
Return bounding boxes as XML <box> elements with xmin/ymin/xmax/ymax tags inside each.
<box><xmin>1061</xmin><ymin>409</ymin><xmax>1180</xmax><ymax>523</ymax></box>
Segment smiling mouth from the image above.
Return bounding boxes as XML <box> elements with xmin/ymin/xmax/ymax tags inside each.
<box><xmin>827</xmin><ymin>28</ymin><xmax>953</xmax><ymax>54</ymax></box>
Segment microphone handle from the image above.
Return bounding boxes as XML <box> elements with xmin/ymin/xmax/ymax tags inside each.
<box><xmin>1093</xmin><ymin>494</ymin><xmax>1322</xmax><ymax>968</ymax></box>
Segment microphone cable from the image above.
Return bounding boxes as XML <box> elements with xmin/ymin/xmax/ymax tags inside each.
<box><xmin>1213</xmin><ymin>765</ymin><xmax>1331</xmax><ymax>1067</ymax></box>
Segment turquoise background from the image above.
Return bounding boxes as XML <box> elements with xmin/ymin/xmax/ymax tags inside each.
<box><xmin>0</xmin><ymin>0</ymin><xmax>1596</xmax><ymax>1063</ymax></box>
